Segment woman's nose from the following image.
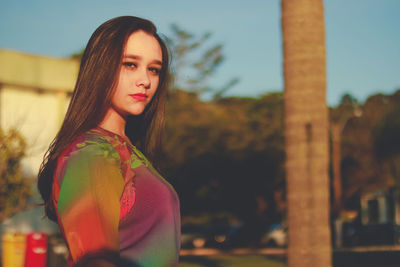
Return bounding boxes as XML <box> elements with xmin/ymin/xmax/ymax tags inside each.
<box><xmin>135</xmin><ymin>69</ymin><xmax>151</xmax><ymax>88</ymax></box>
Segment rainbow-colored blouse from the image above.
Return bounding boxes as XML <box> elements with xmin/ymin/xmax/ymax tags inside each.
<box><xmin>52</xmin><ymin>127</ymin><xmax>181</xmax><ymax>266</ymax></box>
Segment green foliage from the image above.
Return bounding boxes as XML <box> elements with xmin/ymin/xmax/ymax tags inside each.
<box><xmin>373</xmin><ymin>107</ymin><xmax>400</xmax><ymax>159</ymax></box>
<box><xmin>337</xmin><ymin>89</ymin><xmax>400</xmax><ymax>208</ymax></box>
<box><xmin>0</xmin><ymin>129</ymin><xmax>31</xmax><ymax>219</ymax></box>
<box><xmin>331</xmin><ymin>93</ymin><xmax>361</xmax><ymax>123</ymax></box>
<box><xmin>161</xmin><ymin>90</ymin><xmax>285</xmax><ymax>224</ymax></box>
<box><xmin>340</xmin><ymin>93</ymin><xmax>359</xmax><ymax>106</ymax></box>
<box><xmin>165</xmin><ymin>24</ymin><xmax>239</xmax><ymax>97</ymax></box>
<box><xmin>373</xmin><ymin>104</ymin><xmax>400</xmax><ymax>186</ymax></box>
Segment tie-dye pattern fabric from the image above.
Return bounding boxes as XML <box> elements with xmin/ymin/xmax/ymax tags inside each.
<box><xmin>52</xmin><ymin>127</ymin><xmax>181</xmax><ymax>266</ymax></box>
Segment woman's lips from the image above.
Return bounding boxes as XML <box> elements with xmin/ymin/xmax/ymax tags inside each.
<box><xmin>130</xmin><ymin>93</ymin><xmax>148</xmax><ymax>101</ymax></box>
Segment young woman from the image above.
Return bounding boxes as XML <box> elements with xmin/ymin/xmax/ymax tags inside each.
<box><xmin>38</xmin><ymin>16</ymin><xmax>180</xmax><ymax>267</ymax></box>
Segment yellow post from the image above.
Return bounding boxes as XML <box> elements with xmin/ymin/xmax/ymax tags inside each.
<box><xmin>2</xmin><ymin>233</ymin><xmax>27</xmax><ymax>267</ymax></box>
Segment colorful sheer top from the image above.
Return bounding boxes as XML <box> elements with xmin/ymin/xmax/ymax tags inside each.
<box><xmin>52</xmin><ymin>127</ymin><xmax>181</xmax><ymax>266</ymax></box>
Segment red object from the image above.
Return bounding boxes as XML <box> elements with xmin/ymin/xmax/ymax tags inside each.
<box><xmin>24</xmin><ymin>232</ymin><xmax>48</xmax><ymax>267</ymax></box>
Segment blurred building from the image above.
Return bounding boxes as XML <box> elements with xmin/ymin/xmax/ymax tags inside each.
<box><xmin>0</xmin><ymin>49</ymin><xmax>78</xmax><ymax>176</ymax></box>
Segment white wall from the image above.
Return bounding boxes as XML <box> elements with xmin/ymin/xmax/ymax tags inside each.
<box><xmin>0</xmin><ymin>49</ymin><xmax>79</xmax><ymax>176</ymax></box>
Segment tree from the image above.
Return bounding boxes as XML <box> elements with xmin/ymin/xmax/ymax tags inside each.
<box><xmin>373</xmin><ymin>107</ymin><xmax>400</xmax><ymax>186</ymax></box>
<box><xmin>330</xmin><ymin>93</ymin><xmax>361</xmax><ymax>214</ymax></box>
<box><xmin>0</xmin><ymin>128</ymin><xmax>31</xmax><ymax>220</ymax></box>
<box><xmin>340</xmin><ymin>90</ymin><xmax>400</xmax><ymax>207</ymax></box>
<box><xmin>165</xmin><ymin>24</ymin><xmax>239</xmax><ymax>98</ymax></box>
<box><xmin>281</xmin><ymin>0</ymin><xmax>332</xmax><ymax>266</ymax></box>
<box><xmin>161</xmin><ymin>91</ymin><xmax>286</xmax><ymax>225</ymax></box>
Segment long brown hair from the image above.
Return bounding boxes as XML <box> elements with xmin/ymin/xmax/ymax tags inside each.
<box><xmin>38</xmin><ymin>16</ymin><xmax>169</xmax><ymax>221</ymax></box>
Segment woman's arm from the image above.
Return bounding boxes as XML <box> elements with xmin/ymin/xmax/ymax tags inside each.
<box><xmin>56</xmin><ymin>141</ymin><xmax>124</xmax><ymax>264</ymax></box>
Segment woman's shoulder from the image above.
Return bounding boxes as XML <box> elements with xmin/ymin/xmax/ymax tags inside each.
<box><xmin>54</xmin><ymin>128</ymin><xmax>122</xmax><ymax>189</ymax></box>
<box><xmin>63</xmin><ymin>128</ymin><xmax>120</xmax><ymax>162</ymax></box>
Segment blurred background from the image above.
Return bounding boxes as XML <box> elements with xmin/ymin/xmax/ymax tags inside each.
<box><xmin>0</xmin><ymin>0</ymin><xmax>399</xmax><ymax>266</ymax></box>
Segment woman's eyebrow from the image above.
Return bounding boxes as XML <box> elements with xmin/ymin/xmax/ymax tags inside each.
<box><xmin>123</xmin><ymin>54</ymin><xmax>162</xmax><ymax>65</ymax></box>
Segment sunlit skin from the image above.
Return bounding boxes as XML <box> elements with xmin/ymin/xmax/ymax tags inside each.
<box><xmin>99</xmin><ymin>30</ymin><xmax>163</xmax><ymax>138</ymax></box>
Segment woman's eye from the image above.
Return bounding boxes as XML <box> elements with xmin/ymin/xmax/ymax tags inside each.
<box><xmin>122</xmin><ymin>62</ymin><xmax>137</xmax><ymax>68</ymax></box>
<box><xmin>149</xmin><ymin>68</ymin><xmax>161</xmax><ymax>75</ymax></box>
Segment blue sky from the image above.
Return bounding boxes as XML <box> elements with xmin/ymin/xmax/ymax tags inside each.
<box><xmin>1</xmin><ymin>0</ymin><xmax>399</xmax><ymax>106</ymax></box>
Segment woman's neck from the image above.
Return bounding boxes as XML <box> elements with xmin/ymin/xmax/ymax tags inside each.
<box><xmin>98</xmin><ymin>108</ymin><xmax>127</xmax><ymax>138</ymax></box>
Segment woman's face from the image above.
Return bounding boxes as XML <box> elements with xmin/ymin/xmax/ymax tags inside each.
<box><xmin>110</xmin><ymin>30</ymin><xmax>162</xmax><ymax>118</ymax></box>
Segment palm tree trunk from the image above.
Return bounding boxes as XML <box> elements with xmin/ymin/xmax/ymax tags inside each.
<box><xmin>282</xmin><ymin>0</ymin><xmax>332</xmax><ymax>266</ymax></box>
